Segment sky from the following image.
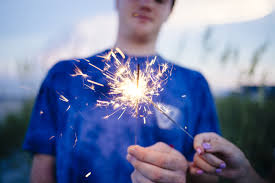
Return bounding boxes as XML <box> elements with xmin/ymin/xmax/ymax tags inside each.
<box><xmin>0</xmin><ymin>0</ymin><xmax>275</xmax><ymax>98</ymax></box>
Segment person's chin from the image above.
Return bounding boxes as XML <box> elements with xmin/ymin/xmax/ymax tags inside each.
<box><xmin>132</xmin><ymin>24</ymin><xmax>154</xmax><ymax>35</ymax></box>
<box><xmin>134</xmin><ymin>28</ymin><xmax>153</xmax><ymax>38</ymax></box>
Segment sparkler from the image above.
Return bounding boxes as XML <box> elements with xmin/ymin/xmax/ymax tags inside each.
<box><xmin>66</xmin><ymin>48</ymin><xmax>193</xmax><ymax>139</ymax></box>
<box><xmin>92</xmin><ymin>48</ymin><xmax>194</xmax><ymax>139</ymax></box>
<box><xmin>134</xmin><ymin>63</ymin><xmax>140</xmax><ymax>144</ymax></box>
<box><xmin>96</xmin><ymin>49</ymin><xmax>167</xmax><ymax>119</ymax></box>
<box><xmin>53</xmin><ymin>48</ymin><xmax>194</xmax><ymax>179</ymax></box>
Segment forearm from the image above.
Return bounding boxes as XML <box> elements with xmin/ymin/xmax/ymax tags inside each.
<box><xmin>31</xmin><ymin>154</ymin><xmax>56</xmax><ymax>183</ymax></box>
<box><xmin>31</xmin><ymin>172</ymin><xmax>55</xmax><ymax>183</ymax></box>
<box><xmin>234</xmin><ymin>166</ymin><xmax>266</xmax><ymax>183</ymax></box>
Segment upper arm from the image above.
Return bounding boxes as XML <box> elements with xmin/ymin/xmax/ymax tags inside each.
<box><xmin>23</xmin><ymin>66</ymin><xmax>60</xmax><ymax>155</ymax></box>
<box><xmin>31</xmin><ymin>154</ymin><xmax>56</xmax><ymax>183</ymax></box>
<box><xmin>24</xmin><ymin>68</ymin><xmax>59</xmax><ymax>182</ymax></box>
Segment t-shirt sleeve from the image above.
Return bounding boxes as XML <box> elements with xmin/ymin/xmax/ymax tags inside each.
<box><xmin>23</xmin><ymin>69</ymin><xmax>58</xmax><ymax>155</ymax></box>
<box><xmin>194</xmin><ymin>73</ymin><xmax>221</xmax><ymax>135</ymax></box>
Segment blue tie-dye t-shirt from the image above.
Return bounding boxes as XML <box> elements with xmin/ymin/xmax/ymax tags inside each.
<box><xmin>23</xmin><ymin>49</ymin><xmax>220</xmax><ymax>183</ymax></box>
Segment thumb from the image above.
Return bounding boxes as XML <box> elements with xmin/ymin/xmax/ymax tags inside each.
<box><xmin>147</xmin><ymin>142</ymin><xmax>172</xmax><ymax>153</ymax></box>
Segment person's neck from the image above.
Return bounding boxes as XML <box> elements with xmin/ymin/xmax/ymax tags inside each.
<box><xmin>114</xmin><ymin>32</ymin><xmax>157</xmax><ymax>57</ymax></box>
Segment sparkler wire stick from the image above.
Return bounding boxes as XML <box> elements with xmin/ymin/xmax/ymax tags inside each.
<box><xmin>150</xmin><ymin>100</ymin><xmax>194</xmax><ymax>140</ymax></box>
<box><xmin>135</xmin><ymin>64</ymin><xmax>140</xmax><ymax>144</ymax></box>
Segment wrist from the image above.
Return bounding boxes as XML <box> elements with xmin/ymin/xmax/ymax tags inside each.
<box><xmin>234</xmin><ymin>163</ymin><xmax>264</xmax><ymax>183</ymax></box>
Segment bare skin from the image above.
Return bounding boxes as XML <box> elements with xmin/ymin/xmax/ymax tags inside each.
<box><xmin>127</xmin><ymin>142</ymin><xmax>218</xmax><ymax>183</ymax></box>
<box><xmin>31</xmin><ymin>154</ymin><xmax>55</xmax><ymax>183</ymax></box>
<box><xmin>115</xmin><ymin>0</ymin><xmax>171</xmax><ymax>56</ymax></box>
<box><xmin>127</xmin><ymin>142</ymin><xmax>188</xmax><ymax>183</ymax></box>
<box><xmin>190</xmin><ymin>132</ymin><xmax>267</xmax><ymax>183</ymax></box>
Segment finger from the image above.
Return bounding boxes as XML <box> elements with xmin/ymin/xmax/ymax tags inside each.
<box><xmin>200</xmin><ymin>137</ymin><xmax>234</xmax><ymax>157</ymax></box>
<box><xmin>147</xmin><ymin>142</ymin><xmax>172</xmax><ymax>153</ymax></box>
<box><xmin>127</xmin><ymin>154</ymin><xmax>184</xmax><ymax>183</ymax></box>
<box><xmin>128</xmin><ymin>145</ymin><xmax>186</xmax><ymax>171</ymax></box>
<box><xmin>131</xmin><ymin>170</ymin><xmax>154</xmax><ymax>183</ymax></box>
<box><xmin>193</xmin><ymin>132</ymin><xmax>219</xmax><ymax>154</ymax></box>
<box><xmin>146</xmin><ymin>142</ymin><xmax>187</xmax><ymax>166</ymax></box>
<box><xmin>193</xmin><ymin>153</ymin><xmax>219</xmax><ymax>174</ymax></box>
<box><xmin>189</xmin><ymin>163</ymin><xmax>204</xmax><ymax>176</ymax></box>
<box><xmin>149</xmin><ymin>142</ymin><xmax>188</xmax><ymax>171</ymax></box>
<box><xmin>201</xmin><ymin>153</ymin><xmax>226</xmax><ymax>169</ymax></box>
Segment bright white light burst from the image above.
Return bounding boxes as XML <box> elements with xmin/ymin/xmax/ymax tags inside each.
<box><xmin>96</xmin><ymin>48</ymin><xmax>170</xmax><ymax>119</ymax></box>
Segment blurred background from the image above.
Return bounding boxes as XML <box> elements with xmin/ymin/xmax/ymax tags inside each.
<box><xmin>0</xmin><ymin>0</ymin><xmax>275</xmax><ymax>182</ymax></box>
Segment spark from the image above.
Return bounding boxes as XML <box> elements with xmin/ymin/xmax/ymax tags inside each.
<box><xmin>103</xmin><ymin>107</ymin><xmax>123</xmax><ymax>119</ymax></box>
<box><xmin>69</xmin><ymin>48</ymin><xmax>193</xmax><ymax>139</ymax></box>
<box><xmin>87</xmin><ymin>79</ymin><xmax>104</xmax><ymax>87</ymax></box>
<box><xmin>83</xmin><ymin>58</ymin><xmax>90</xmax><ymax>63</ymax></box>
<box><xmin>58</xmin><ymin>93</ymin><xmax>69</xmax><ymax>103</ymax></box>
<box><xmin>85</xmin><ymin>172</ymin><xmax>92</xmax><ymax>178</ymax></box>
<box><xmin>66</xmin><ymin>105</ymin><xmax>71</xmax><ymax>111</ymax></box>
<box><xmin>115</xmin><ymin>47</ymin><xmax>125</xmax><ymax>59</ymax></box>
<box><xmin>49</xmin><ymin>136</ymin><xmax>55</xmax><ymax>140</ymax></box>
<box><xmin>40</xmin><ymin>110</ymin><xmax>44</xmax><ymax>115</ymax></box>
<box><xmin>73</xmin><ymin>59</ymin><xmax>81</xmax><ymax>62</ymax></box>
<box><xmin>94</xmin><ymin>49</ymin><xmax>170</xmax><ymax>120</ymax></box>
<box><xmin>97</xmin><ymin>50</ymin><xmax>112</xmax><ymax>61</ymax></box>
<box><xmin>118</xmin><ymin>108</ymin><xmax>127</xmax><ymax>120</ymax></box>
<box><xmin>181</xmin><ymin>95</ymin><xmax>186</xmax><ymax>98</ymax></box>
<box><xmin>89</xmin><ymin>63</ymin><xmax>103</xmax><ymax>72</ymax></box>
<box><xmin>96</xmin><ymin>100</ymin><xmax>112</xmax><ymax>107</ymax></box>
<box><xmin>111</xmin><ymin>51</ymin><xmax>121</xmax><ymax>65</ymax></box>
<box><xmin>73</xmin><ymin>132</ymin><xmax>78</xmax><ymax>148</ymax></box>
<box><xmin>71</xmin><ymin>65</ymin><xmax>88</xmax><ymax>78</ymax></box>
<box><xmin>84</xmin><ymin>84</ymin><xmax>95</xmax><ymax>91</ymax></box>
<box><xmin>95</xmin><ymin>49</ymin><xmax>193</xmax><ymax>139</ymax></box>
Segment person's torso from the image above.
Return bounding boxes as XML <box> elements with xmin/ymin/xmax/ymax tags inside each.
<box><xmin>50</xmin><ymin>49</ymin><xmax>204</xmax><ymax>183</ymax></box>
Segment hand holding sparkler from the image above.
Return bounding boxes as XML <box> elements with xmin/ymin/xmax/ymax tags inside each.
<box><xmin>190</xmin><ymin>133</ymin><xmax>266</xmax><ymax>183</ymax></box>
<box><xmin>127</xmin><ymin>142</ymin><xmax>188</xmax><ymax>183</ymax></box>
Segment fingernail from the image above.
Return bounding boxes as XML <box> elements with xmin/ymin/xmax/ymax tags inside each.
<box><xmin>128</xmin><ymin>146</ymin><xmax>136</xmax><ymax>153</ymax></box>
<box><xmin>216</xmin><ymin>168</ymin><xmax>222</xmax><ymax>173</ymax></box>
<box><xmin>196</xmin><ymin>148</ymin><xmax>202</xmax><ymax>155</ymax></box>
<box><xmin>197</xmin><ymin>170</ymin><xmax>204</xmax><ymax>175</ymax></box>
<box><xmin>202</xmin><ymin>143</ymin><xmax>211</xmax><ymax>150</ymax></box>
<box><xmin>126</xmin><ymin>154</ymin><xmax>135</xmax><ymax>162</ymax></box>
<box><xmin>220</xmin><ymin>163</ymin><xmax>226</xmax><ymax>169</ymax></box>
